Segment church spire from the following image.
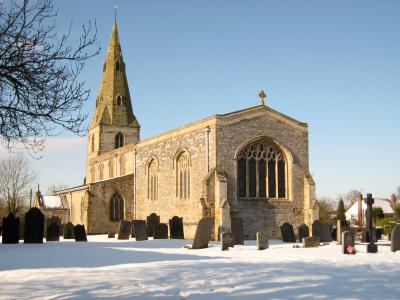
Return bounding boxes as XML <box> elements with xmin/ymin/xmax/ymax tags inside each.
<box><xmin>89</xmin><ymin>18</ymin><xmax>139</xmax><ymax>130</ymax></box>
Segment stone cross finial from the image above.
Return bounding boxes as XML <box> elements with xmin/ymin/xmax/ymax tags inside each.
<box><xmin>258</xmin><ymin>90</ymin><xmax>266</xmax><ymax>105</ymax></box>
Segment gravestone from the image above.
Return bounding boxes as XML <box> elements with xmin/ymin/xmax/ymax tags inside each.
<box><xmin>336</xmin><ymin>220</ymin><xmax>350</xmax><ymax>245</ymax></box>
<box><xmin>332</xmin><ymin>227</ymin><xmax>337</xmax><ymax>241</ymax></box>
<box><xmin>146</xmin><ymin>213</ymin><xmax>160</xmax><ymax>237</ymax></box>
<box><xmin>169</xmin><ymin>216</ymin><xmax>184</xmax><ymax>239</ymax></box>
<box><xmin>298</xmin><ymin>223</ymin><xmax>309</xmax><ymax>242</ymax></box>
<box><xmin>391</xmin><ymin>225</ymin><xmax>400</xmax><ymax>252</ymax></box>
<box><xmin>280</xmin><ymin>222</ymin><xmax>296</xmax><ymax>242</ymax></box>
<box><xmin>342</xmin><ymin>231</ymin><xmax>355</xmax><ymax>254</ymax></box>
<box><xmin>118</xmin><ymin>220</ymin><xmax>132</xmax><ymax>240</ymax></box>
<box><xmin>153</xmin><ymin>223</ymin><xmax>168</xmax><ymax>239</ymax></box>
<box><xmin>319</xmin><ymin>223</ymin><xmax>332</xmax><ymax>243</ymax></box>
<box><xmin>303</xmin><ymin>236</ymin><xmax>320</xmax><ymax>248</ymax></box>
<box><xmin>190</xmin><ymin>218</ymin><xmax>213</xmax><ymax>249</ymax></box>
<box><xmin>24</xmin><ymin>207</ymin><xmax>44</xmax><ymax>243</ymax></box>
<box><xmin>312</xmin><ymin>220</ymin><xmax>322</xmax><ymax>238</ymax></box>
<box><xmin>2</xmin><ymin>213</ymin><xmax>20</xmax><ymax>244</ymax></box>
<box><xmin>73</xmin><ymin>224</ymin><xmax>87</xmax><ymax>242</ymax></box>
<box><xmin>46</xmin><ymin>222</ymin><xmax>60</xmax><ymax>242</ymax></box>
<box><xmin>108</xmin><ymin>232</ymin><xmax>115</xmax><ymax>238</ymax></box>
<box><xmin>63</xmin><ymin>222</ymin><xmax>75</xmax><ymax>239</ymax></box>
<box><xmin>256</xmin><ymin>232</ymin><xmax>269</xmax><ymax>250</ymax></box>
<box><xmin>362</xmin><ymin>227</ymin><xmax>377</xmax><ymax>243</ymax></box>
<box><xmin>231</xmin><ymin>217</ymin><xmax>244</xmax><ymax>245</ymax></box>
<box><xmin>19</xmin><ymin>218</ymin><xmax>25</xmax><ymax>240</ymax></box>
<box><xmin>221</xmin><ymin>232</ymin><xmax>234</xmax><ymax>251</ymax></box>
<box><xmin>376</xmin><ymin>228</ymin><xmax>382</xmax><ymax>240</ymax></box>
<box><xmin>47</xmin><ymin>216</ymin><xmax>61</xmax><ymax>228</ymax></box>
<box><xmin>133</xmin><ymin>220</ymin><xmax>148</xmax><ymax>241</ymax></box>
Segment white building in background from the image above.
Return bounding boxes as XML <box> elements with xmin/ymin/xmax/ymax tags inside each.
<box><xmin>345</xmin><ymin>196</ymin><xmax>396</xmax><ymax>224</ymax></box>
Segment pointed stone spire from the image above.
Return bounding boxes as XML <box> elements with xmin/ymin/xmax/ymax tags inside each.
<box><xmin>89</xmin><ymin>19</ymin><xmax>139</xmax><ymax>129</ymax></box>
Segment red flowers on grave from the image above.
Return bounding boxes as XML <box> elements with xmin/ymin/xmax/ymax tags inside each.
<box><xmin>347</xmin><ymin>245</ymin><xmax>356</xmax><ymax>254</ymax></box>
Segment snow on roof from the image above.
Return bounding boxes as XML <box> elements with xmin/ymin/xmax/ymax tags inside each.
<box><xmin>40</xmin><ymin>195</ymin><xmax>69</xmax><ymax>209</ymax></box>
<box><xmin>345</xmin><ymin>198</ymin><xmax>394</xmax><ymax>219</ymax></box>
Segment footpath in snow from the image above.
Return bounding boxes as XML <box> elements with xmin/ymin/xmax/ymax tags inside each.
<box><xmin>1</xmin><ymin>235</ymin><xmax>400</xmax><ymax>299</ymax></box>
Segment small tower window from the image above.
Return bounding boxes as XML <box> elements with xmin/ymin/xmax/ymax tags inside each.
<box><xmin>103</xmin><ymin>62</ymin><xmax>106</xmax><ymax>72</ymax></box>
<box><xmin>116</xmin><ymin>95</ymin><xmax>122</xmax><ymax>106</ymax></box>
<box><xmin>91</xmin><ymin>134</ymin><xmax>95</xmax><ymax>152</ymax></box>
<box><xmin>116</xmin><ymin>59</ymin><xmax>120</xmax><ymax>71</ymax></box>
<box><xmin>115</xmin><ymin>132</ymin><xmax>124</xmax><ymax>149</ymax></box>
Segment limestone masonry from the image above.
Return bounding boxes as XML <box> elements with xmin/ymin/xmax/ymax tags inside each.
<box><xmin>56</xmin><ymin>19</ymin><xmax>318</xmax><ymax>240</ymax></box>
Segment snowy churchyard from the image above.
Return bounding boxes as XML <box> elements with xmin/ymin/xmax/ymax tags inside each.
<box><xmin>1</xmin><ymin>235</ymin><xmax>400</xmax><ymax>299</ymax></box>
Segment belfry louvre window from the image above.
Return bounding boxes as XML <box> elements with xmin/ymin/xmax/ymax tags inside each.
<box><xmin>237</xmin><ymin>139</ymin><xmax>287</xmax><ymax>199</ymax></box>
<box><xmin>110</xmin><ymin>193</ymin><xmax>124</xmax><ymax>221</ymax></box>
<box><xmin>148</xmin><ymin>159</ymin><xmax>158</xmax><ymax>200</ymax></box>
<box><xmin>176</xmin><ymin>152</ymin><xmax>190</xmax><ymax>199</ymax></box>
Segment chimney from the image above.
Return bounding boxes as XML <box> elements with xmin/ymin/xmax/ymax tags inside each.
<box><xmin>391</xmin><ymin>194</ymin><xmax>397</xmax><ymax>209</ymax></box>
<box><xmin>357</xmin><ymin>192</ymin><xmax>363</xmax><ymax>226</ymax></box>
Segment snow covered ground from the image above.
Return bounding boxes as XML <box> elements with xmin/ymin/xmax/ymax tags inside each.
<box><xmin>1</xmin><ymin>236</ymin><xmax>400</xmax><ymax>299</ymax></box>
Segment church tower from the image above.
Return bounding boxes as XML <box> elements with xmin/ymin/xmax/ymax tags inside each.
<box><xmin>87</xmin><ymin>19</ymin><xmax>140</xmax><ymax>161</ymax></box>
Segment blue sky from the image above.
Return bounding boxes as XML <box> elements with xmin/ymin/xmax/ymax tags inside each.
<box><xmin>2</xmin><ymin>0</ymin><xmax>399</xmax><ymax>199</ymax></box>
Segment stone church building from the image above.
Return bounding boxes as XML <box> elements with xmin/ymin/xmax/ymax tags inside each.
<box><xmin>57</xmin><ymin>20</ymin><xmax>318</xmax><ymax>239</ymax></box>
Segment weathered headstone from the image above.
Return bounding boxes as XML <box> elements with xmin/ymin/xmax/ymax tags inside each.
<box><xmin>312</xmin><ymin>220</ymin><xmax>322</xmax><ymax>238</ymax></box>
<box><xmin>364</xmin><ymin>193</ymin><xmax>378</xmax><ymax>253</ymax></box>
<box><xmin>303</xmin><ymin>236</ymin><xmax>320</xmax><ymax>248</ymax></box>
<box><xmin>24</xmin><ymin>207</ymin><xmax>44</xmax><ymax>243</ymax></box>
<box><xmin>47</xmin><ymin>216</ymin><xmax>61</xmax><ymax>228</ymax></box>
<box><xmin>336</xmin><ymin>220</ymin><xmax>349</xmax><ymax>245</ymax></box>
<box><xmin>108</xmin><ymin>232</ymin><xmax>115</xmax><ymax>238</ymax></box>
<box><xmin>376</xmin><ymin>228</ymin><xmax>382</xmax><ymax>241</ymax></box>
<box><xmin>46</xmin><ymin>222</ymin><xmax>60</xmax><ymax>242</ymax></box>
<box><xmin>280</xmin><ymin>222</ymin><xmax>296</xmax><ymax>242</ymax></box>
<box><xmin>298</xmin><ymin>223</ymin><xmax>309</xmax><ymax>242</ymax></box>
<box><xmin>63</xmin><ymin>222</ymin><xmax>75</xmax><ymax>239</ymax></box>
<box><xmin>133</xmin><ymin>220</ymin><xmax>148</xmax><ymax>241</ymax></box>
<box><xmin>146</xmin><ymin>213</ymin><xmax>160</xmax><ymax>237</ymax></box>
<box><xmin>153</xmin><ymin>223</ymin><xmax>168</xmax><ymax>239</ymax></box>
<box><xmin>231</xmin><ymin>217</ymin><xmax>244</xmax><ymax>245</ymax></box>
<box><xmin>391</xmin><ymin>225</ymin><xmax>400</xmax><ymax>252</ymax></box>
<box><xmin>169</xmin><ymin>216</ymin><xmax>184</xmax><ymax>239</ymax></box>
<box><xmin>320</xmin><ymin>223</ymin><xmax>332</xmax><ymax>243</ymax></box>
<box><xmin>19</xmin><ymin>218</ymin><xmax>25</xmax><ymax>240</ymax></box>
<box><xmin>190</xmin><ymin>218</ymin><xmax>213</xmax><ymax>249</ymax></box>
<box><xmin>118</xmin><ymin>220</ymin><xmax>132</xmax><ymax>240</ymax></box>
<box><xmin>2</xmin><ymin>213</ymin><xmax>19</xmax><ymax>244</ymax></box>
<box><xmin>73</xmin><ymin>224</ymin><xmax>87</xmax><ymax>242</ymax></box>
<box><xmin>256</xmin><ymin>232</ymin><xmax>269</xmax><ymax>250</ymax></box>
<box><xmin>342</xmin><ymin>231</ymin><xmax>355</xmax><ymax>254</ymax></box>
<box><xmin>221</xmin><ymin>232</ymin><xmax>234</xmax><ymax>251</ymax></box>
<box><xmin>332</xmin><ymin>227</ymin><xmax>337</xmax><ymax>241</ymax></box>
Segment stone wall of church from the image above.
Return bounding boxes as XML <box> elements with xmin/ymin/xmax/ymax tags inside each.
<box><xmin>133</xmin><ymin>121</ymin><xmax>217</xmax><ymax>239</ymax></box>
<box><xmin>215</xmin><ymin>107</ymin><xmax>310</xmax><ymax>239</ymax></box>
<box><xmin>86</xmin><ymin>174</ymin><xmax>134</xmax><ymax>234</ymax></box>
<box><xmin>62</xmin><ymin>189</ymin><xmax>88</xmax><ymax>226</ymax></box>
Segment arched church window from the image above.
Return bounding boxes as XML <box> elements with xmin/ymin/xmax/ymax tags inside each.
<box><xmin>176</xmin><ymin>151</ymin><xmax>190</xmax><ymax>199</ymax></box>
<box><xmin>115</xmin><ymin>132</ymin><xmax>124</xmax><ymax>149</ymax></box>
<box><xmin>237</xmin><ymin>139</ymin><xmax>287</xmax><ymax>199</ymax></box>
<box><xmin>116</xmin><ymin>94</ymin><xmax>122</xmax><ymax>106</ymax></box>
<box><xmin>108</xmin><ymin>159</ymin><xmax>114</xmax><ymax>178</ymax></box>
<box><xmin>90</xmin><ymin>166</ymin><xmax>95</xmax><ymax>182</ymax></box>
<box><xmin>147</xmin><ymin>159</ymin><xmax>158</xmax><ymax>200</ymax></box>
<box><xmin>110</xmin><ymin>193</ymin><xmax>124</xmax><ymax>221</ymax></box>
<box><xmin>119</xmin><ymin>156</ymin><xmax>126</xmax><ymax>176</ymax></box>
<box><xmin>98</xmin><ymin>163</ymin><xmax>104</xmax><ymax>180</ymax></box>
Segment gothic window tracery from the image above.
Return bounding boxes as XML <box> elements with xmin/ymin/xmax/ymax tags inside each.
<box><xmin>90</xmin><ymin>166</ymin><xmax>95</xmax><ymax>182</ymax></box>
<box><xmin>176</xmin><ymin>151</ymin><xmax>190</xmax><ymax>199</ymax></box>
<box><xmin>115</xmin><ymin>132</ymin><xmax>124</xmax><ymax>149</ymax></box>
<box><xmin>110</xmin><ymin>193</ymin><xmax>124</xmax><ymax>221</ymax></box>
<box><xmin>147</xmin><ymin>159</ymin><xmax>158</xmax><ymax>201</ymax></box>
<box><xmin>99</xmin><ymin>163</ymin><xmax>104</xmax><ymax>180</ymax></box>
<box><xmin>237</xmin><ymin>139</ymin><xmax>287</xmax><ymax>199</ymax></box>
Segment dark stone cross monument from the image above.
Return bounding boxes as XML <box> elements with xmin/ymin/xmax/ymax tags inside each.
<box><xmin>2</xmin><ymin>213</ymin><xmax>20</xmax><ymax>244</ymax></box>
<box><xmin>365</xmin><ymin>193</ymin><xmax>378</xmax><ymax>253</ymax></box>
<box><xmin>24</xmin><ymin>207</ymin><xmax>44</xmax><ymax>243</ymax></box>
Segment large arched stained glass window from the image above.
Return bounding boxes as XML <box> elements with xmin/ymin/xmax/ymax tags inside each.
<box><xmin>147</xmin><ymin>159</ymin><xmax>158</xmax><ymax>200</ymax></box>
<box><xmin>237</xmin><ymin>139</ymin><xmax>287</xmax><ymax>199</ymax></box>
<box><xmin>110</xmin><ymin>193</ymin><xmax>124</xmax><ymax>221</ymax></box>
<box><xmin>176</xmin><ymin>151</ymin><xmax>190</xmax><ymax>199</ymax></box>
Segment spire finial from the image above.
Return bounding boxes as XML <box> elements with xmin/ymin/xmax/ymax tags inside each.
<box><xmin>258</xmin><ymin>90</ymin><xmax>266</xmax><ymax>105</ymax></box>
<box><xmin>114</xmin><ymin>0</ymin><xmax>118</xmax><ymax>21</ymax></box>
